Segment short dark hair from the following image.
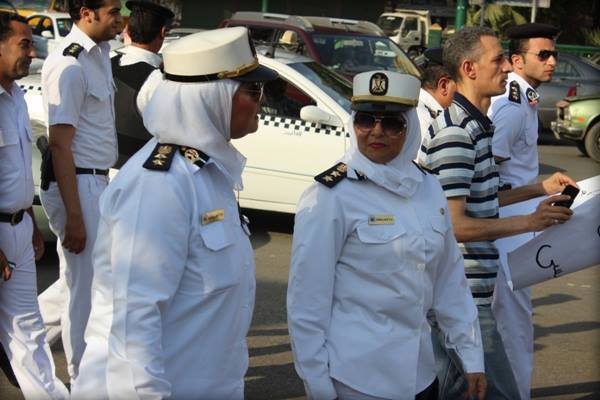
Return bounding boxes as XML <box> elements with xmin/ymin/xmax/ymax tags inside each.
<box><xmin>0</xmin><ymin>12</ymin><xmax>27</xmax><ymax>42</ymax></box>
<box><xmin>127</xmin><ymin>8</ymin><xmax>171</xmax><ymax>44</ymax></box>
<box><xmin>443</xmin><ymin>26</ymin><xmax>496</xmax><ymax>81</ymax></box>
<box><xmin>508</xmin><ymin>38</ymin><xmax>528</xmax><ymax>62</ymax></box>
<box><xmin>421</xmin><ymin>64</ymin><xmax>451</xmax><ymax>90</ymax></box>
<box><xmin>68</xmin><ymin>0</ymin><xmax>106</xmax><ymax>21</ymax></box>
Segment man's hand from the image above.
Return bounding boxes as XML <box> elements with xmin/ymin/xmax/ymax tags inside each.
<box><xmin>0</xmin><ymin>249</ymin><xmax>13</xmax><ymax>282</ymax></box>
<box><xmin>464</xmin><ymin>372</ymin><xmax>486</xmax><ymax>400</ymax></box>
<box><xmin>528</xmin><ymin>195</ymin><xmax>573</xmax><ymax>232</ymax></box>
<box><xmin>32</xmin><ymin>226</ymin><xmax>45</xmax><ymax>261</ymax></box>
<box><xmin>541</xmin><ymin>172</ymin><xmax>578</xmax><ymax>195</ymax></box>
<box><xmin>63</xmin><ymin>213</ymin><xmax>86</xmax><ymax>254</ymax></box>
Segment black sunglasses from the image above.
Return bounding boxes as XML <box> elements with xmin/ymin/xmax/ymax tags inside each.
<box><xmin>239</xmin><ymin>82</ymin><xmax>264</xmax><ymax>102</ymax></box>
<box><xmin>524</xmin><ymin>50</ymin><xmax>558</xmax><ymax>61</ymax></box>
<box><xmin>354</xmin><ymin>112</ymin><xmax>407</xmax><ymax>135</ymax></box>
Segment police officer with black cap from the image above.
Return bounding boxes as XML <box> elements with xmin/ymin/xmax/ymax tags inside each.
<box><xmin>488</xmin><ymin>22</ymin><xmax>568</xmax><ymax>400</ymax></box>
<box><xmin>416</xmin><ymin>47</ymin><xmax>456</xmax><ymax>142</ymax></box>
<box><xmin>112</xmin><ymin>0</ymin><xmax>174</xmax><ymax>167</ymax></box>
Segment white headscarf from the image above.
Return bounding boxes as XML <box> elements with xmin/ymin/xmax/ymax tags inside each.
<box><xmin>142</xmin><ymin>78</ymin><xmax>246</xmax><ymax>190</ymax></box>
<box><xmin>342</xmin><ymin>107</ymin><xmax>423</xmax><ymax>198</ymax></box>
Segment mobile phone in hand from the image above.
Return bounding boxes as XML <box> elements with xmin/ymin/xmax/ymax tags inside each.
<box><xmin>553</xmin><ymin>185</ymin><xmax>580</xmax><ymax>208</ymax></box>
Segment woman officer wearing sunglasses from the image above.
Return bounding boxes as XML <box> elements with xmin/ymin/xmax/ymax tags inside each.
<box><xmin>287</xmin><ymin>71</ymin><xmax>485</xmax><ymax>400</ymax></box>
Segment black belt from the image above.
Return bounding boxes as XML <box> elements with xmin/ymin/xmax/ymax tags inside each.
<box><xmin>0</xmin><ymin>209</ymin><xmax>25</xmax><ymax>225</ymax></box>
<box><xmin>75</xmin><ymin>168</ymin><xmax>109</xmax><ymax>176</ymax></box>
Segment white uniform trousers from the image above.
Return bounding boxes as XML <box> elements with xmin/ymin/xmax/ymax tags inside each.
<box><xmin>39</xmin><ymin>174</ymin><xmax>107</xmax><ymax>383</ymax></box>
<box><xmin>492</xmin><ymin>266</ymin><xmax>533</xmax><ymax>400</ymax></box>
<box><xmin>37</xmin><ymin>277</ymin><xmax>66</xmax><ymax>346</ymax></box>
<box><xmin>0</xmin><ymin>213</ymin><xmax>69</xmax><ymax>399</ymax></box>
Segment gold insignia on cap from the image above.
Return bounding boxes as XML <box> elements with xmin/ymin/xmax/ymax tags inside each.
<box><xmin>369</xmin><ymin>72</ymin><xmax>388</xmax><ymax>96</ymax></box>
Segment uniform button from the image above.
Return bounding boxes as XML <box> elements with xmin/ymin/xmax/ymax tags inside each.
<box><xmin>417</xmin><ymin>263</ymin><xmax>425</xmax><ymax>271</ymax></box>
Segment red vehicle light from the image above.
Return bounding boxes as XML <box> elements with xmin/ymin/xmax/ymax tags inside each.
<box><xmin>567</xmin><ymin>86</ymin><xmax>577</xmax><ymax>97</ymax></box>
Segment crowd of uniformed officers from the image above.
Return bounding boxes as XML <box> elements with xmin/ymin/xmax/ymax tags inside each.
<box><xmin>1</xmin><ymin>0</ymin><xmax>578</xmax><ymax>399</ymax></box>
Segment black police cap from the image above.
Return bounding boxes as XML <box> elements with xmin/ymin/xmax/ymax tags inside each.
<box><xmin>126</xmin><ymin>1</ymin><xmax>175</xmax><ymax>20</ymax></box>
<box><xmin>506</xmin><ymin>23</ymin><xmax>560</xmax><ymax>40</ymax></box>
<box><xmin>423</xmin><ymin>48</ymin><xmax>443</xmax><ymax>65</ymax></box>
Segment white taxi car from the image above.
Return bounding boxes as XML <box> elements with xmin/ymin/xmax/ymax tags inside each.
<box><xmin>20</xmin><ymin>51</ymin><xmax>353</xmax><ymax>220</ymax></box>
<box><xmin>26</xmin><ymin>12</ymin><xmax>72</xmax><ymax>59</ymax></box>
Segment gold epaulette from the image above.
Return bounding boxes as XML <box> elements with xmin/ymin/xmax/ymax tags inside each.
<box><xmin>63</xmin><ymin>43</ymin><xmax>84</xmax><ymax>58</ymax></box>
<box><xmin>143</xmin><ymin>143</ymin><xmax>176</xmax><ymax>171</ymax></box>
<box><xmin>314</xmin><ymin>162</ymin><xmax>348</xmax><ymax>188</ymax></box>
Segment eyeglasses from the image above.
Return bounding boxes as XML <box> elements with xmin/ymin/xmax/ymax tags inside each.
<box><xmin>523</xmin><ymin>50</ymin><xmax>558</xmax><ymax>61</ymax></box>
<box><xmin>354</xmin><ymin>112</ymin><xmax>407</xmax><ymax>135</ymax></box>
<box><xmin>239</xmin><ymin>82</ymin><xmax>264</xmax><ymax>102</ymax></box>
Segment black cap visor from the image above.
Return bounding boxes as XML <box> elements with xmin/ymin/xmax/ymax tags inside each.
<box><xmin>232</xmin><ymin>64</ymin><xmax>278</xmax><ymax>83</ymax></box>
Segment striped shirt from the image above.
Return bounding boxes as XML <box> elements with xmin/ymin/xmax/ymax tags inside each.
<box><xmin>418</xmin><ymin>93</ymin><xmax>500</xmax><ymax>305</ymax></box>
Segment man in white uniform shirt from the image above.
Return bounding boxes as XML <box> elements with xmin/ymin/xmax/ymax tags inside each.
<box><xmin>488</xmin><ymin>23</ymin><xmax>561</xmax><ymax>400</ymax></box>
<box><xmin>38</xmin><ymin>0</ymin><xmax>171</xmax><ymax>346</ymax></box>
<box><xmin>416</xmin><ymin>48</ymin><xmax>456</xmax><ymax>142</ymax></box>
<box><xmin>0</xmin><ymin>12</ymin><xmax>69</xmax><ymax>398</ymax></box>
<box><xmin>39</xmin><ymin>0</ymin><xmax>122</xmax><ymax>384</ymax></box>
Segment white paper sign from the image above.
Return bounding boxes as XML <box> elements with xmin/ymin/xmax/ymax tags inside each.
<box><xmin>507</xmin><ymin>194</ymin><xmax>600</xmax><ymax>289</ymax></box>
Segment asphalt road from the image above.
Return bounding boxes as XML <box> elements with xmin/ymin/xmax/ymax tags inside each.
<box><xmin>1</xmin><ymin>145</ymin><xmax>599</xmax><ymax>399</ymax></box>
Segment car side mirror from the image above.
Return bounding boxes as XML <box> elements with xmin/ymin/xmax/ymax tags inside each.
<box><xmin>41</xmin><ymin>30</ymin><xmax>54</xmax><ymax>39</ymax></box>
<box><xmin>300</xmin><ymin>105</ymin><xmax>343</xmax><ymax>128</ymax></box>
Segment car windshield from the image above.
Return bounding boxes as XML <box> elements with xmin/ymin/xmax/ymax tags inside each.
<box><xmin>57</xmin><ymin>18</ymin><xmax>72</xmax><ymax>37</ymax></box>
<box><xmin>376</xmin><ymin>15</ymin><xmax>403</xmax><ymax>36</ymax></box>
<box><xmin>288</xmin><ymin>61</ymin><xmax>352</xmax><ymax>113</ymax></box>
<box><xmin>311</xmin><ymin>33</ymin><xmax>420</xmax><ymax>78</ymax></box>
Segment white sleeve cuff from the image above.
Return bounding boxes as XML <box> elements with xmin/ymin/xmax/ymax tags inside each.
<box><xmin>305</xmin><ymin>376</ymin><xmax>337</xmax><ymax>400</ymax></box>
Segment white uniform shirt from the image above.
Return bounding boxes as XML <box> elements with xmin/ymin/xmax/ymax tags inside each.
<box><xmin>416</xmin><ymin>88</ymin><xmax>443</xmax><ymax>143</ymax></box>
<box><xmin>288</xmin><ymin>168</ymin><xmax>483</xmax><ymax>400</ymax></box>
<box><xmin>0</xmin><ymin>83</ymin><xmax>34</xmax><ymax>213</ymax></box>
<box><xmin>42</xmin><ymin>24</ymin><xmax>117</xmax><ymax>169</ymax></box>
<box><xmin>114</xmin><ymin>45</ymin><xmax>162</xmax><ymax>113</ymax></box>
<box><xmin>489</xmin><ymin>72</ymin><xmax>539</xmax><ymax>187</ymax></box>
<box><xmin>74</xmin><ymin>140</ymin><xmax>255</xmax><ymax>399</ymax></box>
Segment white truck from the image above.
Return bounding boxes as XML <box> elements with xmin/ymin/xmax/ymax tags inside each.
<box><xmin>377</xmin><ymin>9</ymin><xmax>431</xmax><ymax>57</ymax></box>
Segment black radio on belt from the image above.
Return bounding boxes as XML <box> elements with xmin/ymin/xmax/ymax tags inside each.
<box><xmin>38</xmin><ymin>136</ymin><xmax>109</xmax><ymax>190</ymax></box>
<box><xmin>38</xmin><ymin>136</ymin><xmax>55</xmax><ymax>191</ymax></box>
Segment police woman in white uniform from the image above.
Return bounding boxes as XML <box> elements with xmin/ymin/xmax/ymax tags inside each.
<box><xmin>287</xmin><ymin>71</ymin><xmax>486</xmax><ymax>400</ymax></box>
<box><xmin>71</xmin><ymin>27</ymin><xmax>277</xmax><ymax>399</ymax></box>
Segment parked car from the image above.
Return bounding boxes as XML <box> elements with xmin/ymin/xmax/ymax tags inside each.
<box><xmin>538</xmin><ymin>53</ymin><xmax>600</xmax><ymax>135</ymax></box>
<box><xmin>26</xmin><ymin>11</ymin><xmax>72</xmax><ymax>58</ymax></box>
<box><xmin>219</xmin><ymin>11</ymin><xmax>420</xmax><ymax>80</ymax></box>
<box><xmin>551</xmin><ymin>95</ymin><xmax>600</xmax><ymax>162</ymax></box>
<box><xmin>19</xmin><ymin>51</ymin><xmax>353</xmax><ymax>223</ymax></box>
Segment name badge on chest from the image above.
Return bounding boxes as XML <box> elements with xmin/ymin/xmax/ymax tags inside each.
<box><xmin>202</xmin><ymin>208</ymin><xmax>225</xmax><ymax>225</ymax></box>
<box><xmin>368</xmin><ymin>214</ymin><xmax>395</xmax><ymax>225</ymax></box>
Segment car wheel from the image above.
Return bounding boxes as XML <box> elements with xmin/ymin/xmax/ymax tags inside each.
<box><xmin>584</xmin><ymin>123</ymin><xmax>600</xmax><ymax>162</ymax></box>
<box><xmin>576</xmin><ymin>141</ymin><xmax>589</xmax><ymax>157</ymax></box>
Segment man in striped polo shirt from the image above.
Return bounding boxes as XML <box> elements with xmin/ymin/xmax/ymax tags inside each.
<box><xmin>418</xmin><ymin>26</ymin><xmax>576</xmax><ymax>399</ymax></box>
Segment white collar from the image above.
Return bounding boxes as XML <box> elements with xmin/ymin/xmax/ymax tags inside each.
<box><xmin>419</xmin><ymin>88</ymin><xmax>443</xmax><ymax>113</ymax></box>
<box><xmin>68</xmin><ymin>24</ymin><xmax>111</xmax><ymax>54</ymax></box>
<box><xmin>117</xmin><ymin>45</ymin><xmax>162</xmax><ymax>68</ymax></box>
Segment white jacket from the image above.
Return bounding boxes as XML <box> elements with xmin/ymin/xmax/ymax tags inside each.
<box><xmin>287</xmin><ymin>166</ymin><xmax>483</xmax><ymax>400</ymax></box>
<box><xmin>72</xmin><ymin>139</ymin><xmax>255</xmax><ymax>399</ymax></box>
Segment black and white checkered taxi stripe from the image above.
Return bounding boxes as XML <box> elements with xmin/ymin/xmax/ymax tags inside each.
<box><xmin>259</xmin><ymin>114</ymin><xmax>347</xmax><ymax>137</ymax></box>
<box><xmin>19</xmin><ymin>84</ymin><xmax>43</xmax><ymax>94</ymax></box>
